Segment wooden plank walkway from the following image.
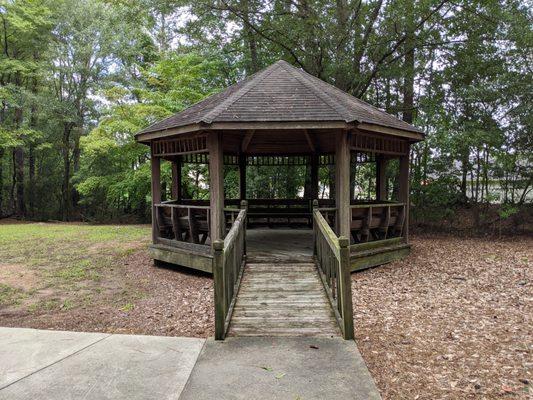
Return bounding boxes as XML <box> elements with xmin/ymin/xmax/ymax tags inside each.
<box><xmin>228</xmin><ymin>262</ymin><xmax>340</xmax><ymax>337</ymax></box>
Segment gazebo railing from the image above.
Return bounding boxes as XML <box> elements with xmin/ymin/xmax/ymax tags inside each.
<box><xmin>213</xmin><ymin>201</ymin><xmax>247</xmax><ymax>340</ymax></box>
<box><xmin>312</xmin><ymin>206</ymin><xmax>354</xmax><ymax>340</ymax></box>
<box><xmin>350</xmin><ymin>202</ymin><xmax>406</xmax><ymax>242</ymax></box>
<box><xmin>154</xmin><ymin>202</ymin><xmax>211</xmax><ymax>251</ymax></box>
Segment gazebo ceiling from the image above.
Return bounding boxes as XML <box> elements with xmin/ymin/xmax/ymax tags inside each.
<box><xmin>135</xmin><ymin>60</ymin><xmax>424</xmax><ymax>143</ymax></box>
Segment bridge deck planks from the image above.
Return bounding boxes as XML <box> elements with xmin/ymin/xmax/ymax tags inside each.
<box><xmin>228</xmin><ymin>262</ymin><xmax>340</xmax><ymax>337</ymax></box>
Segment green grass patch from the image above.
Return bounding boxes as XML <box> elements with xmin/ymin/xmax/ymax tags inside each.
<box><xmin>120</xmin><ymin>302</ymin><xmax>135</xmax><ymax>312</ymax></box>
<box><xmin>0</xmin><ymin>284</ymin><xmax>27</xmax><ymax>307</ymax></box>
<box><xmin>0</xmin><ymin>222</ymin><xmax>151</xmax><ymax>313</ymax></box>
<box><xmin>27</xmin><ymin>298</ymin><xmax>61</xmax><ymax>312</ymax></box>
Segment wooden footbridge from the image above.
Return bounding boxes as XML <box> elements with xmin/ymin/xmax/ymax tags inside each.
<box><xmin>210</xmin><ymin>204</ymin><xmax>355</xmax><ymax>340</ymax></box>
<box><xmin>135</xmin><ymin>59</ymin><xmax>424</xmax><ymax>341</ymax></box>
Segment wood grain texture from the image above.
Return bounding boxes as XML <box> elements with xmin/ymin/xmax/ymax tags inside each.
<box><xmin>228</xmin><ymin>262</ymin><xmax>340</xmax><ymax>337</ymax></box>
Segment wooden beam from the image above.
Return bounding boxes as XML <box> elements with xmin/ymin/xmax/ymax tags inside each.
<box><xmin>208</xmin><ymin>131</ymin><xmax>225</xmax><ymax>243</ymax></box>
<box><xmin>398</xmin><ymin>154</ymin><xmax>410</xmax><ymax>243</ymax></box>
<box><xmin>151</xmin><ymin>155</ymin><xmax>161</xmax><ymax>243</ymax></box>
<box><xmin>241</xmin><ymin>130</ymin><xmax>255</xmax><ymax>153</ymax></box>
<box><xmin>356</xmin><ymin>123</ymin><xmax>424</xmax><ymax>141</ymax></box>
<box><xmin>376</xmin><ymin>155</ymin><xmax>388</xmax><ymax>201</ymax></box>
<box><xmin>303</xmin><ymin>130</ymin><xmax>316</xmax><ymax>153</ymax></box>
<box><xmin>335</xmin><ymin>131</ymin><xmax>351</xmax><ymax>237</ymax></box>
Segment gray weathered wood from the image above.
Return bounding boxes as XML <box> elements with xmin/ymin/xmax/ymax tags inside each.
<box><xmin>213</xmin><ymin>240</ymin><xmax>225</xmax><ymax>340</ymax></box>
<box><xmin>399</xmin><ymin>154</ymin><xmax>410</xmax><ymax>243</ymax></box>
<box><xmin>228</xmin><ymin>262</ymin><xmax>339</xmax><ymax>337</ymax></box>
<box><xmin>208</xmin><ymin>132</ymin><xmax>225</xmax><ymax>243</ymax></box>
<box><xmin>335</xmin><ymin>130</ymin><xmax>350</xmax><ymax>237</ymax></box>
<box><xmin>149</xmin><ymin>244</ymin><xmax>213</xmax><ymax>273</ymax></box>
<box><xmin>151</xmin><ymin>155</ymin><xmax>161</xmax><ymax>243</ymax></box>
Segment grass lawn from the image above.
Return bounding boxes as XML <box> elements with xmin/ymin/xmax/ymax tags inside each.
<box><xmin>0</xmin><ymin>220</ymin><xmax>213</xmax><ymax>336</ymax></box>
<box><xmin>0</xmin><ymin>222</ymin><xmax>149</xmax><ymax>311</ymax></box>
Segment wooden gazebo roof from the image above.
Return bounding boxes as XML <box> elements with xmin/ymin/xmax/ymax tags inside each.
<box><xmin>136</xmin><ymin>60</ymin><xmax>424</xmax><ymax>143</ymax></box>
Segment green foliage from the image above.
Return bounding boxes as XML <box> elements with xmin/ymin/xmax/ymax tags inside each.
<box><xmin>0</xmin><ymin>0</ymin><xmax>530</xmax><ymax>223</ymax></box>
<box><xmin>498</xmin><ymin>204</ymin><xmax>519</xmax><ymax>220</ymax></box>
<box><xmin>75</xmin><ymin>52</ymin><xmax>230</xmax><ymax>219</ymax></box>
<box><xmin>412</xmin><ymin>176</ymin><xmax>463</xmax><ymax>222</ymax></box>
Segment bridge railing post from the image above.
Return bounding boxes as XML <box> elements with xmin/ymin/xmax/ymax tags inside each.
<box><xmin>213</xmin><ymin>239</ymin><xmax>225</xmax><ymax>340</ymax></box>
<box><xmin>312</xmin><ymin>199</ymin><xmax>319</xmax><ymax>256</ymax></box>
<box><xmin>240</xmin><ymin>200</ymin><xmax>248</xmax><ymax>255</ymax></box>
<box><xmin>338</xmin><ymin>236</ymin><xmax>354</xmax><ymax>340</ymax></box>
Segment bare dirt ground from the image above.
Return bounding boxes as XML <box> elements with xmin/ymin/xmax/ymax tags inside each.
<box><xmin>0</xmin><ymin>221</ymin><xmax>214</xmax><ymax>337</ymax></box>
<box><xmin>353</xmin><ymin>234</ymin><xmax>532</xmax><ymax>399</ymax></box>
<box><xmin>0</xmin><ymin>251</ymin><xmax>214</xmax><ymax>337</ymax></box>
<box><xmin>0</xmin><ymin>221</ymin><xmax>530</xmax><ymax>398</ymax></box>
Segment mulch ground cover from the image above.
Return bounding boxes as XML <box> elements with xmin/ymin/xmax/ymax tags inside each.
<box><xmin>353</xmin><ymin>234</ymin><xmax>531</xmax><ymax>399</ymax></box>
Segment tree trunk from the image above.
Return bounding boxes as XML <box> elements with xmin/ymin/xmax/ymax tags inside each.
<box><xmin>71</xmin><ymin>128</ymin><xmax>81</xmax><ymax>211</ymax></box>
<box><xmin>13</xmin><ymin>106</ymin><xmax>24</xmax><ymax>218</ymax></box>
<box><xmin>402</xmin><ymin>0</ymin><xmax>415</xmax><ymax>125</ymax></box>
<box><xmin>460</xmin><ymin>152</ymin><xmax>468</xmax><ymax>203</ymax></box>
<box><xmin>475</xmin><ymin>147</ymin><xmax>481</xmax><ymax>203</ymax></box>
<box><xmin>13</xmin><ymin>147</ymin><xmax>24</xmax><ymax>217</ymax></box>
<box><xmin>62</xmin><ymin>123</ymin><xmax>72</xmax><ymax>220</ymax></box>
<box><xmin>242</xmin><ymin>0</ymin><xmax>259</xmax><ymax>74</ymax></box>
<box><xmin>28</xmin><ymin>145</ymin><xmax>35</xmax><ymax>216</ymax></box>
<box><xmin>0</xmin><ymin>147</ymin><xmax>4</xmax><ymax>216</ymax></box>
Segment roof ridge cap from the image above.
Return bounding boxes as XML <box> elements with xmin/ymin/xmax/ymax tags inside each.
<box><xmin>280</xmin><ymin>62</ymin><xmax>355</xmax><ymax>122</ymax></box>
<box><xmin>202</xmin><ymin>63</ymin><xmax>279</xmax><ymax>124</ymax></box>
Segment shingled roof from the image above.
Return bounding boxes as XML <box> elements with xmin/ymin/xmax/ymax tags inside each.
<box><xmin>136</xmin><ymin>60</ymin><xmax>423</xmax><ymax>139</ymax></box>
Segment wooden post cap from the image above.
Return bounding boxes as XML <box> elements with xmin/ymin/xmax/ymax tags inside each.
<box><xmin>213</xmin><ymin>240</ymin><xmax>224</xmax><ymax>251</ymax></box>
<box><xmin>312</xmin><ymin>199</ymin><xmax>319</xmax><ymax>208</ymax></box>
<box><xmin>240</xmin><ymin>200</ymin><xmax>248</xmax><ymax>208</ymax></box>
<box><xmin>338</xmin><ymin>236</ymin><xmax>350</xmax><ymax>248</ymax></box>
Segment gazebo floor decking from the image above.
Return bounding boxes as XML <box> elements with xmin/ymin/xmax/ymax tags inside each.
<box><xmin>246</xmin><ymin>227</ymin><xmax>313</xmax><ymax>262</ymax></box>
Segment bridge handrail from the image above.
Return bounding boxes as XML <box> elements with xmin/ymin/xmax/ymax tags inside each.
<box><xmin>312</xmin><ymin>202</ymin><xmax>354</xmax><ymax>340</ymax></box>
<box><xmin>213</xmin><ymin>201</ymin><xmax>247</xmax><ymax>340</ymax></box>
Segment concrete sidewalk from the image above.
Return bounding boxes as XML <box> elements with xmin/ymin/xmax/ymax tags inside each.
<box><xmin>0</xmin><ymin>328</ymin><xmax>381</xmax><ymax>400</ymax></box>
<box><xmin>179</xmin><ymin>337</ymin><xmax>381</xmax><ymax>400</ymax></box>
<box><xmin>0</xmin><ymin>327</ymin><xmax>205</xmax><ymax>400</ymax></box>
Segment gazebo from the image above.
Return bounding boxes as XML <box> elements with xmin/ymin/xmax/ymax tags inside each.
<box><xmin>136</xmin><ymin>60</ymin><xmax>424</xmax><ymax>339</ymax></box>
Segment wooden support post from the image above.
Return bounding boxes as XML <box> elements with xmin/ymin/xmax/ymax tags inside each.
<box><xmin>376</xmin><ymin>155</ymin><xmax>388</xmax><ymax>201</ymax></box>
<box><xmin>209</xmin><ymin>132</ymin><xmax>225</xmax><ymax>244</ymax></box>
<box><xmin>213</xmin><ymin>239</ymin><xmax>225</xmax><ymax>340</ymax></box>
<box><xmin>171</xmin><ymin>156</ymin><xmax>182</xmax><ymax>201</ymax></box>
<box><xmin>239</xmin><ymin>154</ymin><xmax>246</xmax><ymax>201</ymax></box>
<box><xmin>151</xmin><ymin>154</ymin><xmax>161</xmax><ymax>244</ymax></box>
<box><xmin>338</xmin><ymin>236</ymin><xmax>354</xmax><ymax>340</ymax></box>
<box><xmin>335</xmin><ymin>131</ymin><xmax>351</xmax><ymax>238</ymax></box>
<box><xmin>310</xmin><ymin>154</ymin><xmax>319</xmax><ymax>201</ymax></box>
<box><xmin>399</xmin><ymin>153</ymin><xmax>410</xmax><ymax>243</ymax></box>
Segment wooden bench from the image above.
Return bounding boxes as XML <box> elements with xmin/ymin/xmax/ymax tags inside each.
<box><xmin>350</xmin><ymin>203</ymin><xmax>405</xmax><ymax>243</ymax></box>
<box><xmin>155</xmin><ymin>204</ymin><xmax>211</xmax><ymax>244</ymax></box>
<box><xmin>246</xmin><ymin>199</ymin><xmax>313</xmax><ymax>227</ymax></box>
